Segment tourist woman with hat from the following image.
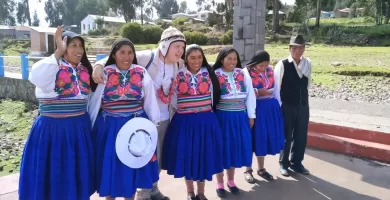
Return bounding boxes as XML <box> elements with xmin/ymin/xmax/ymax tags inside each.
<box><xmin>19</xmin><ymin>26</ymin><xmax>96</xmax><ymax>200</ymax></box>
<box><xmin>212</xmin><ymin>47</ymin><xmax>256</xmax><ymax>197</ymax></box>
<box><xmin>161</xmin><ymin>44</ymin><xmax>223</xmax><ymax>200</ymax></box>
<box><xmin>92</xmin><ymin>27</ymin><xmax>186</xmax><ymax>200</ymax></box>
<box><xmin>88</xmin><ymin>38</ymin><xmax>161</xmax><ymax>200</ymax></box>
<box><xmin>275</xmin><ymin>35</ymin><xmax>311</xmax><ymax>176</ymax></box>
<box><xmin>242</xmin><ymin>50</ymin><xmax>285</xmax><ymax>183</ymax></box>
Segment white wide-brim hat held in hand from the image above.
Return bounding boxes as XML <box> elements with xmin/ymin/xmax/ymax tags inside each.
<box><xmin>115</xmin><ymin>117</ymin><xmax>158</xmax><ymax>169</ymax></box>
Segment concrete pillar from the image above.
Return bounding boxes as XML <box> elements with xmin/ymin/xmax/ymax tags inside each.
<box><xmin>233</xmin><ymin>0</ymin><xmax>266</xmax><ymax>63</ymax></box>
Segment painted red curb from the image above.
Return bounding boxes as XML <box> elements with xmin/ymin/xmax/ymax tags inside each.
<box><xmin>308</xmin><ymin>132</ymin><xmax>390</xmax><ymax>163</ymax></box>
<box><xmin>308</xmin><ymin>122</ymin><xmax>390</xmax><ymax>145</ymax></box>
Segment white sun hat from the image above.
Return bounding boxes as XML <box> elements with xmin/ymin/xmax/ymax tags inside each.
<box><xmin>115</xmin><ymin>117</ymin><xmax>158</xmax><ymax>169</ymax></box>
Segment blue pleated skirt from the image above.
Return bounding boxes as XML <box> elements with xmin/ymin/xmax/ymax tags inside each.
<box><xmin>215</xmin><ymin>110</ymin><xmax>252</xmax><ymax>169</ymax></box>
<box><xmin>252</xmin><ymin>98</ymin><xmax>285</xmax><ymax>156</ymax></box>
<box><xmin>93</xmin><ymin>112</ymin><xmax>159</xmax><ymax>198</ymax></box>
<box><xmin>161</xmin><ymin>111</ymin><xmax>223</xmax><ymax>182</ymax></box>
<box><xmin>18</xmin><ymin>113</ymin><xmax>94</xmax><ymax>200</ymax></box>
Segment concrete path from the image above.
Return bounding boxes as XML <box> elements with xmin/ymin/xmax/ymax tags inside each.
<box><xmin>310</xmin><ymin>97</ymin><xmax>390</xmax><ymax>133</ymax></box>
<box><xmin>1</xmin><ymin>149</ymin><xmax>389</xmax><ymax>200</ymax></box>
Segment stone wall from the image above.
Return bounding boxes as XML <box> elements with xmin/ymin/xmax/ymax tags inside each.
<box><xmin>233</xmin><ymin>0</ymin><xmax>266</xmax><ymax>63</ymax></box>
<box><xmin>0</xmin><ymin>77</ymin><xmax>37</xmax><ymax>103</ymax></box>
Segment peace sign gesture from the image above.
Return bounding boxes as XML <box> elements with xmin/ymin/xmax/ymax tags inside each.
<box><xmin>54</xmin><ymin>26</ymin><xmax>67</xmax><ymax>60</ymax></box>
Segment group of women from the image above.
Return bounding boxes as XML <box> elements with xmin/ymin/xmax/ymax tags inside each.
<box><xmin>18</xmin><ymin>26</ymin><xmax>285</xmax><ymax>200</ymax></box>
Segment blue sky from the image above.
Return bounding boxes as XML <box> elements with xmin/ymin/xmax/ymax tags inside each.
<box><xmin>29</xmin><ymin>0</ymin><xmax>295</xmax><ymax>27</ymax></box>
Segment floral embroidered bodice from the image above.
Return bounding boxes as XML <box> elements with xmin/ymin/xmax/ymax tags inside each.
<box><xmin>54</xmin><ymin>59</ymin><xmax>90</xmax><ymax>99</ymax></box>
<box><xmin>249</xmin><ymin>66</ymin><xmax>275</xmax><ymax>90</ymax></box>
<box><xmin>215</xmin><ymin>68</ymin><xmax>248</xmax><ymax>99</ymax></box>
<box><xmin>103</xmin><ymin>64</ymin><xmax>145</xmax><ymax>101</ymax></box>
<box><xmin>176</xmin><ymin>67</ymin><xmax>211</xmax><ymax>96</ymax></box>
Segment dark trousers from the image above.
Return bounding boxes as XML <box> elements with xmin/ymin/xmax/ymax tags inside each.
<box><xmin>279</xmin><ymin>103</ymin><xmax>310</xmax><ymax>168</ymax></box>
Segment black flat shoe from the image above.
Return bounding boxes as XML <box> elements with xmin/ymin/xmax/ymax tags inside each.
<box><xmin>227</xmin><ymin>184</ymin><xmax>240</xmax><ymax>195</ymax></box>
<box><xmin>216</xmin><ymin>188</ymin><xmax>226</xmax><ymax>197</ymax></box>
<box><xmin>290</xmin><ymin>165</ymin><xmax>310</xmax><ymax>175</ymax></box>
<box><xmin>187</xmin><ymin>196</ymin><xmax>196</xmax><ymax>200</ymax></box>
<box><xmin>196</xmin><ymin>195</ymin><xmax>208</xmax><ymax>200</ymax></box>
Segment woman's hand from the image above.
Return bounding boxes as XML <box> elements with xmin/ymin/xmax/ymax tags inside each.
<box><xmin>54</xmin><ymin>26</ymin><xmax>66</xmax><ymax>60</ymax></box>
<box><xmin>257</xmin><ymin>88</ymin><xmax>271</xmax><ymax>96</ymax></box>
<box><xmin>92</xmin><ymin>64</ymin><xmax>105</xmax><ymax>83</ymax></box>
<box><xmin>249</xmin><ymin>118</ymin><xmax>254</xmax><ymax>129</ymax></box>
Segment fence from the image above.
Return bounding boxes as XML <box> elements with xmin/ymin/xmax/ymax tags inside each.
<box><xmin>0</xmin><ymin>53</ymin><xmax>108</xmax><ymax>80</ymax></box>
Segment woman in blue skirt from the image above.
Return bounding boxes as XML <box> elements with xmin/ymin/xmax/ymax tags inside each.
<box><xmin>88</xmin><ymin>38</ymin><xmax>161</xmax><ymax>200</ymax></box>
<box><xmin>161</xmin><ymin>44</ymin><xmax>223</xmax><ymax>200</ymax></box>
<box><xmin>243</xmin><ymin>50</ymin><xmax>285</xmax><ymax>183</ymax></box>
<box><xmin>212</xmin><ymin>47</ymin><xmax>256</xmax><ymax>197</ymax></box>
<box><xmin>19</xmin><ymin>26</ymin><xmax>96</xmax><ymax>200</ymax></box>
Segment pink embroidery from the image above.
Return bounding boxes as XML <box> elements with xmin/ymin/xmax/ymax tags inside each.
<box><xmin>232</xmin><ymin>69</ymin><xmax>246</xmax><ymax>92</ymax></box>
<box><xmin>54</xmin><ymin>62</ymin><xmax>90</xmax><ymax>98</ymax></box>
<box><xmin>176</xmin><ymin>71</ymin><xmax>211</xmax><ymax>95</ymax></box>
<box><xmin>250</xmin><ymin>66</ymin><xmax>274</xmax><ymax>90</ymax></box>
<box><xmin>216</xmin><ymin>71</ymin><xmax>231</xmax><ymax>95</ymax></box>
<box><xmin>196</xmin><ymin>72</ymin><xmax>211</xmax><ymax>94</ymax></box>
<box><xmin>103</xmin><ymin>66</ymin><xmax>144</xmax><ymax>100</ymax></box>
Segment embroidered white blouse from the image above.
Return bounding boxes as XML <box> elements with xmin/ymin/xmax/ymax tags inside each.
<box><xmin>88</xmin><ymin>64</ymin><xmax>160</xmax><ymax>127</ymax></box>
<box><xmin>171</xmin><ymin>66</ymin><xmax>214</xmax><ymax>109</ymax></box>
<box><xmin>215</xmin><ymin>68</ymin><xmax>256</xmax><ymax>119</ymax></box>
<box><xmin>29</xmin><ymin>54</ymin><xmax>90</xmax><ymax>100</ymax></box>
<box><xmin>94</xmin><ymin>49</ymin><xmax>185</xmax><ymax>121</ymax></box>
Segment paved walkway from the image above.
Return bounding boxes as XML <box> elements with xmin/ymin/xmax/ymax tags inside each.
<box><xmin>310</xmin><ymin>97</ymin><xmax>390</xmax><ymax>133</ymax></box>
<box><xmin>1</xmin><ymin>149</ymin><xmax>389</xmax><ymax>200</ymax></box>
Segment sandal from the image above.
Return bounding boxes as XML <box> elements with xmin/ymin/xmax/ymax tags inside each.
<box><xmin>244</xmin><ymin>169</ymin><xmax>255</xmax><ymax>184</ymax></box>
<box><xmin>257</xmin><ymin>168</ymin><xmax>274</xmax><ymax>181</ymax></box>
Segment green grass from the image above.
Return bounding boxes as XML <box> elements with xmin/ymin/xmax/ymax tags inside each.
<box><xmin>264</xmin><ymin>44</ymin><xmax>390</xmax><ymax>86</ymax></box>
<box><xmin>307</xmin><ymin>17</ymin><xmax>375</xmax><ymax>27</ymax></box>
<box><xmin>0</xmin><ymin>100</ymin><xmax>37</xmax><ymax>176</ymax></box>
<box><xmin>343</xmin><ymin>24</ymin><xmax>390</xmax><ymax>37</ymax></box>
<box><xmin>284</xmin><ymin>17</ymin><xmax>375</xmax><ymax>28</ymax></box>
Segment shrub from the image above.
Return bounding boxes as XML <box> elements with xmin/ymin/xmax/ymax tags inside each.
<box><xmin>206</xmin><ymin>36</ymin><xmax>220</xmax><ymax>45</ymax></box>
<box><xmin>120</xmin><ymin>22</ymin><xmax>143</xmax><ymax>43</ymax></box>
<box><xmin>173</xmin><ymin>17</ymin><xmax>189</xmax><ymax>26</ymax></box>
<box><xmin>219</xmin><ymin>29</ymin><xmax>233</xmax><ymax>45</ymax></box>
<box><xmin>183</xmin><ymin>31</ymin><xmax>208</xmax><ymax>45</ymax></box>
<box><xmin>88</xmin><ymin>29</ymin><xmax>100</xmax><ymax>36</ymax></box>
<box><xmin>142</xmin><ymin>25</ymin><xmax>164</xmax><ymax>43</ymax></box>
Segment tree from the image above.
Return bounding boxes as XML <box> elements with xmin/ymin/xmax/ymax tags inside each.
<box><xmin>0</xmin><ymin>0</ymin><xmax>16</xmax><ymax>25</ymax></box>
<box><xmin>196</xmin><ymin>0</ymin><xmax>205</xmax><ymax>11</ymax></box>
<box><xmin>32</xmin><ymin>9</ymin><xmax>40</xmax><ymax>26</ymax></box>
<box><xmin>135</xmin><ymin>0</ymin><xmax>146</xmax><ymax>25</ymax></box>
<box><xmin>95</xmin><ymin>17</ymin><xmax>105</xmax><ymax>29</ymax></box>
<box><xmin>153</xmin><ymin>0</ymin><xmax>179</xmax><ymax>19</ymax></box>
<box><xmin>23</xmin><ymin>0</ymin><xmax>31</xmax><ymax>26</ymax></box>
<box><xmin>272</xmin><ymin>0</ymin><xmax>280</xmax><ymax>32</ymax></box>
<box><xmin>145</xmin><ymin>7</ymin><xmax>153</xmax><ymax>19</ymax></box>
<box><xmin>204</xmin><ymin>4</ymin><xmax>212</xmax><ymax>10</ymax></box>
<box><xmin>315</xmin><ymin>0</ymin><xmax>321</xmax><ymax>27</ymax></box>
<box><xmin>44</xmin><ymin>0</ymin><xmax>64</xmax><ymax>27</ymax></box>
<box><xmin>17</xmin><ymin>2</ymin><xmax>27</xmax><ymax>25</ymax></box>
<box><xmin>179</xmin><ymin>1</ymin><xmax>188</xmax><ymax>13</ymax></box>
<box><xmin>108</xmin><ymin>0</ymin><xmax>137</xmax><ymax>22</ymax></box>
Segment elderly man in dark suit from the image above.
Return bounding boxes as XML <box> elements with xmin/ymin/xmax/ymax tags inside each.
<box><xmin>274</xmin><ymin>35</ymin><xmax>312</xmax><ymax>177</ymax></box>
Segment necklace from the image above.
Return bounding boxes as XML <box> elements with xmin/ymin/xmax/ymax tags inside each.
<box><xmin>157</xmin><ymin>78</ymin><xmax>177</xmax><ymax>104</ymax></box>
